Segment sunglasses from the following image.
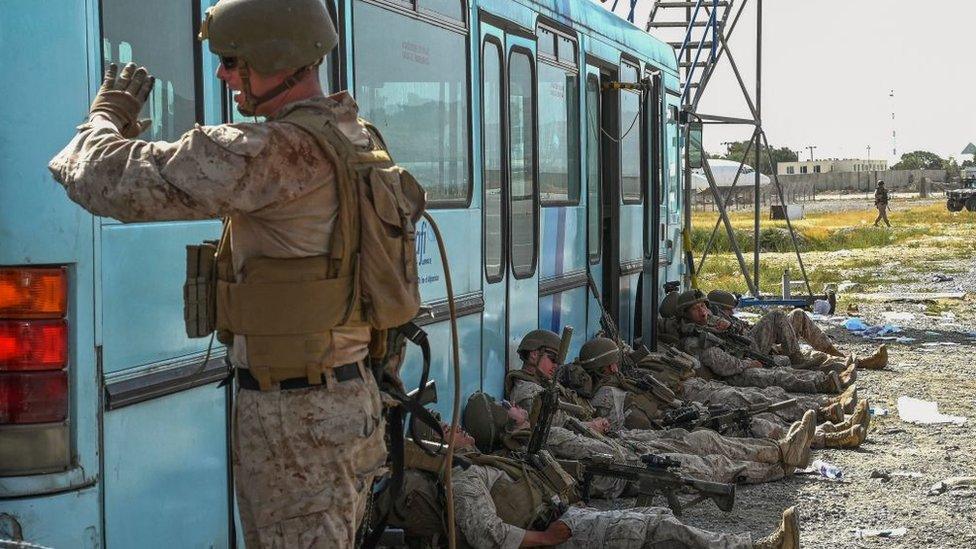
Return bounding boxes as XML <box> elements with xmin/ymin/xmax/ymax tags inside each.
<box><xmin>542</xmin><ymin>350</ymin><xmax>559</xmax><ymax>362</ymax></box>
<box><xmin>220</xmin><ymin>56</ymin><xmax>239</xmax><ymax>70</ymax></box>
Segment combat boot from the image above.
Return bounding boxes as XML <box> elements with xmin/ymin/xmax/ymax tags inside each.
<box><xmin>823</xmin><ymin>371</ymin><xmax>844</xmax><ymax>394</ymax></box>
<box><xmin>818</xmin><ymin>402</ymin><xmax>844</xmax><ymax>424</ymax></box>
<box><xmin>839</xmin><ymin>360</ymin><xmax>857</xmax><ymax>387</ymax></box>
<box><xmin>856</xmin><ymin>344</ymin><xmax>888</xmax><ymax>370</ymax></box>
<box><xmin>779</xmin><ymin>410</ymin><xmax>817</xmax><ymax>470</ymax></box>
<box><xmin>754</xmin><ymin>506</ymin><xmax>800</xmax><ymax>549</ymax></box>
<box><xmin>819</xmin><ymin>399</ymin><xmax>870</xmax><ymax>433</ymax></box>
<box><xmin>812</xmin><ymin>425</ymin><xmax>865</xmax><ymax>449</ymax></box>
<box><xmin>831</xmin><ymin>383</ymin><xmax>858</xmax><ymax>414</ymax></box>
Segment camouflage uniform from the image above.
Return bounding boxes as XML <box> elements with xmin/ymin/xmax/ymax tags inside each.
<box><xmin>452</xmin><ymin>463</ymin><xmax>754</xmax><ymax>549</ymax></box>
<box><xmin>590</xmin><ymin>385</ymin><xmax>789</xmax><ymax>482</ymax></box>
<box><xmin>49</xmin><ymin>94</ymin><xmax>387</xmax><ymax>547</ymax></box>
<box><xmin>874</xmin><ymin>184</ymin><xmax>891</xmax><ymax>227</ymax></box>
<box><xmin>746</xmin><ymin>310</ymin><xmax>848</xmax><ymax>373</ymax></box>
<box><xmin>680</xmin><ymin>326</ymin><xmax>837</xmax><ymax>394</ymax></box>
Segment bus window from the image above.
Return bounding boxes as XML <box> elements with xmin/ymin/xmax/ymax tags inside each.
<box><xmin>418</xmin><ymin>0</ymin><xmax>465</xmax><ymax>21</ymax></box>
<box><xmin>483</xmin><ymin>39</ymin><xmax>504</xmax><ymax>282</ymax></box>
<box><xmin>668</xmin><ymin>105</ymin><xmax>680</xmax><ymax>214</ymax></box>
<box><xmin>620</xmin><ymin>61</ymin><xmax>641</xmax><ymax>203</ymax></box>
<box><xmin>509</xmin><ymin>50</ymin><xmax>537</xmax><ymax>279</ymax></box>
<box><xmin>537</xmin><ymin>62</ymin><xmax>579</xmax><ymax>204</ymax></box>
<box><xmin>353</xmin><ymin>1</ymin><xmax>470</xmax><ymax>206</ymax></box>
<box><xmin>101</xmin><ymin>0</ymin><xmax>197</xmax><ymax>141</ymax></box>
<box><xmin>586</xmin><ymin>75</ymin><xmax>601</xmax><ymax>263</ymax></box>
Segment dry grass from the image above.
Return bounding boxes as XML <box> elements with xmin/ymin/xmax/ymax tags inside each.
<box><xmin>691</xmin><ymin>201</ymin><xmax>976</xmax><ymax>295</ymax></box>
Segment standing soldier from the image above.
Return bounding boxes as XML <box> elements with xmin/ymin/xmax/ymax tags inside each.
<box><xmin>873</xmin><ymin>180</ymin><xmax>891</xmax><ymax>227</ymax></box>
<box><xmin>47</xmin><ymin>0</ymin><xmax>406</xmax><ymax>546</ymax></box>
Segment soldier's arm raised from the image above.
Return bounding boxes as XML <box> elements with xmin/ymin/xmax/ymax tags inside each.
<box><xmin>48</xmin><ymin>115</ymin><xmax>334</xmax><ymax>222</ymax></box>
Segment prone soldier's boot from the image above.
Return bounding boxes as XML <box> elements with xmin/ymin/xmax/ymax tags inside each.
<box><xmin>829</xmin><ymin>383</ymin><xmax>858</xmax><ymax>414</ymax></box>
<box><xmin>822</xmin><ymin>371</ymin><xmax>844</xmax><ymax>394</ymax></box>
<box><xmin>820</xmin><ymin>399</ymin><xmax>870</xmax><ymax>433</ymax></box>
<box><xmin>754</xmin><ymin>506</ymin><xmax>800</xmax><ymax>549</ymax></box>
<box><xmin>779</xmin><ymin>410</ymin><xmax>816</xmax><ymax>470</ymax></box>
<box><xmin>818</xmin><ymin>402</ymin><xmax>844</xmax><ymax>424</ymax></box>
<box><xmin>839</xmin><ymin>360</ymin><xmax>857</xmax><ymax>387</ymax></box>
<box><xmin>856</xmin><ymin>344</ymin><xmax>888</xmax><ymax>370</ymax></box>
<box><xmin>812</xmin><ymin>425</ymin><xmax>865</xmax><ymax>449</ymax></box>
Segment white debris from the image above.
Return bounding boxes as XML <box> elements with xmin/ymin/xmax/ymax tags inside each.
<box><xmin>897</xmin><ymin>396</ymin><xmax>967</xmax><ymax>426</ymax></box>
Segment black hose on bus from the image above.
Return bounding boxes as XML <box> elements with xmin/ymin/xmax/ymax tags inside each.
<box><xmin>421</xmin><ymin>211</ymin><xmax>461</xmax><ymax>549</ymax></box>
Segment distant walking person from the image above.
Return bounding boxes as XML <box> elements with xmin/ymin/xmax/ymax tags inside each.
<box><xmin>873</xmin><ymin>180</ymin><xmax>891</xmax><ymax>227</ymax></box>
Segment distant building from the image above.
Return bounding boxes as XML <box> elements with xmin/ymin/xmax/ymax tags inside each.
<box><xmin>777</xmin><ymin>158</ymin><xmax>888</xmax><ymax>175</ymax></box>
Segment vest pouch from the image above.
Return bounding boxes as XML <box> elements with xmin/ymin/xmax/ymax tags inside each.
<box><xmin>358</xmin><ymin>166</ymin><xmax>425</xmax><ymax>329</ymax></box>
<box><xmin>183</xmin><ymin>242</ymin><xmax>218</xmax><ymax>338</ymax></box>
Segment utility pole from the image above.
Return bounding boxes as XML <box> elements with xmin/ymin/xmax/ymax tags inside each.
<box><xmin>866</xmin><ymin>145</ymin><xmax>871</xmax><ymax>160</ymax></box>
<box><xmin>806</xmin><ymin>146</ymin><xmax>817</xmax><ymax>161</ymax></box>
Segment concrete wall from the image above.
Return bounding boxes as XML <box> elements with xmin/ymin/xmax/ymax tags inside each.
<box><xmin>777</xmin><ymin>169</ymin><xmax>947</xmax><ymax>192</ymax></box>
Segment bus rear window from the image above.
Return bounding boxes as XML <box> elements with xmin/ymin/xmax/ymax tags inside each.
<box><xmin>353</xmin><ymin>2</ymin><xmax>471</xmax><ymax>206</ymax></box>
<box><xmin>101</xmin><ymin>0</ymin><xmax>198</xmax><ymax>141</ymax></box>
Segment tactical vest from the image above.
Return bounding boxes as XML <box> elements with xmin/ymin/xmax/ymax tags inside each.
<box><xmin>192</xmin><ymin>104</ymin><xmax>425</xmax><ymax>390</ymax></box>
<box><xmin>597</xmin><ymin>374</ymin><xmax>665</xmax><ymax>430</ymax></box>
<box><xmin>505</xmin><ymin>369</ymin><xmax>596</xmax><ymax>420</ymax></box>
<box><xmin>468</xmin><ymin>452</ymin><xmax>578</xmax><ymax>531</ymax></box>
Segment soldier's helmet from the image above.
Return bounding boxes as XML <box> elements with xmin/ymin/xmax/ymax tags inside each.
<box><xmin>462</xmin><ymin>392</ymin><xmax>510</xmax><ymax>453</ymax></box>
<box><xmin>516</xmin><ymin>329</ymin><xmax>561</xmax><ymax>358</ymax></box>
<box><xmin>199</xmin><ymin>0</ymin><xmax>337</xmax><ymax>74</ymax></box>
<box><xmin>676</xmin><ymin>289</ymin><xmax>708</xmax><ymax>313</ymax></box>
<box><xmin>660</xmin><ymin>291</ymin><xmax>680</xmax><ymax>319</ymax></box>
<box><xmin>877</xmin><ymin>180</ymin><xmax>885</xmax><ymax>186</ymax></box>
<box><xmin>578</xmin><ymin>337</ymin><xmax>621</xmax><ymax>373</ymax></box>
<box><xmin>707</xmin><ymin>289</ymin><xmax>739</xmax><ymax>310</ymax></box>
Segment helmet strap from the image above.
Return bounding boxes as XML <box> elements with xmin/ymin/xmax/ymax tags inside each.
<box><xmin>235</xmin><ymin>61</ymin><xmax>312</xmax><ymax>116</ymax></box>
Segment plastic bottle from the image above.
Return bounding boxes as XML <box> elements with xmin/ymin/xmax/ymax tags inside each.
<box><xmin>810</xmin><ymin>459</ymin><xmax>843</xmax><ymax>480</ymax></box>
<box><xmin>869</xmin><ymin>406</ymin><xmax>888</xmax><ymax>417</ymax></box>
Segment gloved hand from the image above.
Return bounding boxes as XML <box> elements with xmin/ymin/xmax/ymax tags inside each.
<box><xmin>89</xmin><ymin>62</ymin><xmax>156</xmax><ymax>138</ymax></box>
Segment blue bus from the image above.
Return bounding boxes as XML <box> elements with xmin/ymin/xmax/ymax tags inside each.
<box><xmin>0</xmin><ymin>0</ymin><xmax>686</xmax><ymax>546</ymax></box>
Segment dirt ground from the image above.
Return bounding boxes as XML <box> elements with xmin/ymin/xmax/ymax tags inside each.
<box><xmin>677</xmin><ymin>197</ymin><xmax>976</xmax><ymax>547</ymax></box>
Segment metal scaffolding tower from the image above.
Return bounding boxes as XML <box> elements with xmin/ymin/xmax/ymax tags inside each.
<box><xmin>608</xmin><ymin>0</ymin><xmax>814</xmax><ymax>299</ymax></box>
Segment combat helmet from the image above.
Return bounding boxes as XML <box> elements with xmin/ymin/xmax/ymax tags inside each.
<box><xmin>660</xmin><ymin>291</ymin><xmax>680</xmax><ymax>319</ymax></box>
<box><xmin>707</xmin><ymin>289</ymin><xmax>739</xmax><ymax>311</ymax></box>
<box><xmin>516</xmin><ymin>329</ymin><xmax>561</xmax><ymax>359</ymax></box>
<box><xmin>676</xmin><ymin>289</ymin><xmax>708</xmax><ymax>313</ymax></box>
<box><xmin>462</xmin><ymin>392</ymin><xmax>510</xmax><ymax>453</ymax></box>
<box><xmin>199</xmin><ymin>0</ymin><xmax>337</xmax><ymax>114</ymax></box>
<box><xmin>578</xmin><ymin>337</ymin><xmax>621</xmax><ymax>373</ymax></box>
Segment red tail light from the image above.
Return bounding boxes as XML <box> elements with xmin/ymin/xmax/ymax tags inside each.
<box><xmin>0</xmin><ymin>320</ymin><xmax>68</xmax><ymax>371</ymax></box>
<box><xmin>0</xmin><ymin>267</ymin><xmax>68</xmax><ymax>319</ymax></box>
<box><xmin>0</xmin><ymin>371</ymin><xmax>68</xmax><ymax>424</ymax></box>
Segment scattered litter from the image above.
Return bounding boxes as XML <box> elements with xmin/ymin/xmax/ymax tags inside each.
<box><xmin>843</xmin><ymin>318</ymin><xmax>868</xmax><ymax>331</ymax></box>
<box><xmin>812</xmin><ymin>299</ymin><xmax>831</xmax><ymax>315</ymax></box>
<box><xmin>854</xmin><ymin>527</ymin><xmax>907</xmax><ymax>539</ymax></box>
<box><xmin>895</xmin><ymin>337</ymin><xmax>916</xmax><ymax>344</ymax></box>
<box><xmin>810</xmin><ymin>459</ymin><xmax>843</xmax><ymax>480</ymax></box>
<box><xmin>897</xmin><ymin>396</ymin><xmax>967</xmax><ymax>426</ymax></box>
<box><xmin>870</xmin><ymin>406</ymin><xmax>889</xmax><ymax>417</ymax></box>
<box><xmin>921</xmin><ymin>342</ymin><xmax>959</xmax><ymax>347</ymax></box>
<box><xmin>928</xmin><ymin>476</ymin><xmax>976</xmax><ymax>495</ymax></box>
<box><xmin>881</xmin><ymin>311</ymin><xmax>916</xmax><ymax>322</ymax></box>
<box><xmin>932</xmin><ymin>274</ymin><xmax>955</xmax><ymax>282</ymax></box>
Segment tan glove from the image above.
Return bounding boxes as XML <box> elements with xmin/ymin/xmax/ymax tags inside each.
<box><xmin>89</xmin><ymin>62</ymin><xmax>156</xmax><ymax>138</ymax></box>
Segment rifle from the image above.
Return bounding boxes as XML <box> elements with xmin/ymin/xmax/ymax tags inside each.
<box><xmin>526</xmin><ymin>326</ymin><xmax>574</xmax><ymax>460</ymax></box>
<box><xmin>696</xmin><ymin>327</ymin><xmax>780</xmax><ymax>368</ymax></box>
<box><xmin>563</xmin><ymin>415</ymin><xmax>643</xmax><ymax>454</ymax></box>
<box><xmin>586</xmin><ymin>271</ymin><xmax>622</xmax><ymax>345</ymax></box>
<box><xmin>659</xmin><ymin>398</ymin><xmax>798</xmax><ymax>434</ymax></box>
<box><xmin>579</xmin><ymin>453</ymin><xmax>735</xmax><ymax>515</ymax></box>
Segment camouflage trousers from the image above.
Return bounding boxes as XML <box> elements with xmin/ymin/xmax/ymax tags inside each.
<box><xmin>233</xmin><ymin>364</ymin><xmax>387</xmax><ymax>548</ymax></box>
<box><xmin>557</xmin><ymin>505</ymin><xmax>753</xmax><ymax>548</ymax></box>
<box><xmin>722</xmin><ymin>365</ymin><xmax>832</xmax><ymax>394</ymax></box>
<box><xmin>678</xmin><ymin>378</ymin><xmax>828</xmax><ymax>438</ymax></box>
<box><xmin>752</xmin><ymin>310</ymin><xmax>844</xmax><ymax>362</ymax></box>
<box><xmin>619</xmin><ymin>427</ymin><xmax>786</xmax><ymax>484</ymax></box>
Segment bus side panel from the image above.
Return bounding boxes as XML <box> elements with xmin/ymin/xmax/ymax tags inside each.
<box><xmin>401</xmin><ymin>314</ymin><xmax>482</xmax><ymax>420</ymax></box>
<box><xmin>0</xmin><ymin>486</ymin><xmax>101</xmax><ymax>548</ymax></box>
<box><xmin>100</xmin><ymin>222</ymin><xmax>221</xmax><ymax>373</ymax></box>
<box><xmin>618</xmin><ymin>204</ymin><xmax>643</xmax><ymax>341</ymax></box>
<box><xmin>103</xmin><ymin>386</ymin><xmax>230</xmax><ymax>548</ymax></box>
<box><xmin>538</xmin><ymin>287</ymin><xmax>587</xmax><ymax>359</ymax></box>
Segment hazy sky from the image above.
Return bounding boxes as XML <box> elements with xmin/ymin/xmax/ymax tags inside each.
<box><xmin>601</xmin><ymin>0</ymin><xmax>976</xmax><ymax>163</ymax></box>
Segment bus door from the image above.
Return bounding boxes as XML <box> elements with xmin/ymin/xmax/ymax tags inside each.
<box><xmin>480</xmin><ymin>21</ymin><xmax>540</xmax><ymax>387</ymax></box>
<box><xmin>584</xmin><ymin>65</ymin><xmax>608</xmax><ymax>339</ymax></box>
